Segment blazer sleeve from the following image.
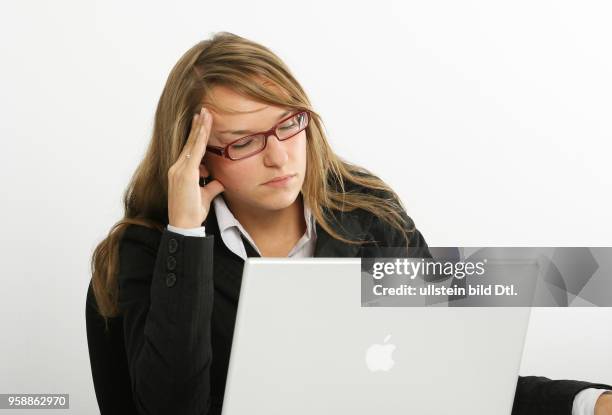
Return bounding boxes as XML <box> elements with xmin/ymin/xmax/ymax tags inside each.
<box><xmin>511</xmin><ymin>376</ymin><xmax>612</xmax><ymax>415</ymax></box>
<box><xmin>117</xmin><ymin>225</ymin><xmax>215</xmax><ymax>415</ymax></box>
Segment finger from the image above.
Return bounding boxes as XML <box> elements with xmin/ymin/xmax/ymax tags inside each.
<box><xmin>181</xmin><ymin>107</ymin><xmax>204</xmax><ymax>160</ymax></box>
<box><xmin>201</xmin><ymin>179</ymin><xmax>225</xmax><ymax>203</ymax></box>
<box><xmin>178</xmin><ymin>107</ymin><xmax>205</xmax><ymax>162</ymax></box>
<box><xmin>191</xmin><ymin>106</ymin><xmax>207</xmax><ymax>144</ymax></box>
<box><xmin>189</xmin><ymin>107</ymin><xmax>213</xmax><ymax>167</ymax></box>
<box><xmin>189</xmin><ymin>107</ymin><xmax>212</xmax><ymax>168</ymax></box>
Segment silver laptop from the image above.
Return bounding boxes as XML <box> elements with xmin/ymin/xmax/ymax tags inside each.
<box><xmin>222</xmin><ymin>258</ymin><xmax>532</xmax><ymax>415</ymax></box>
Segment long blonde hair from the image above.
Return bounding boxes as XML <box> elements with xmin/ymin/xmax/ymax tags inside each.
<box><xmin>91</xmin><ymin>31</ymin><xmax>415</xmax><ymax>324</ymax></box>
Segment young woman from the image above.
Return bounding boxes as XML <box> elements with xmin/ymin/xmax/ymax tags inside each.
<box><xmin>87</xmin><ymin>32</ymin><xmax>611</xmax><ymax>415</ymax></box>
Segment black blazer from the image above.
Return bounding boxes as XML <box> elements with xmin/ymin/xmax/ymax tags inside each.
<box><xmin>86</xmin><ymin>185</ymin><xmax>611</xmax><ymax>415</ymax></box>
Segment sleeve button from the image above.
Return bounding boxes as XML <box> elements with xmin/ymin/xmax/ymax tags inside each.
<box><xmin>166</xmin><ymin>273</ymin><xmax>176</xmax><ymax>287</ymax></box>
<box><xmin>166</xmin><ymin>255</ymin><xmax>177</xmax><ymax>271</ymax></box>
<box><xmin>168</xmin><ymin>238</ymin><xmax>178</xmax><ymax>254</ymax></box>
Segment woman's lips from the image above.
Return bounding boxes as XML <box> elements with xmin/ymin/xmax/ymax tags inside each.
<box><xmin>262</xmin><ymin>174</ymin><xmax>296</xmax><ymax>187</ymax></box>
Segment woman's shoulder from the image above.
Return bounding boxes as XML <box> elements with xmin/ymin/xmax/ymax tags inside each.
<box><xmin>339</xmin><ymin>173</ymin><xmax>409</xmax><ymax>223</ymax></box>
<box><xmin>339</xmin><ymin>173</ymin><xmax>429</xmax><ymax>251</ymax></box>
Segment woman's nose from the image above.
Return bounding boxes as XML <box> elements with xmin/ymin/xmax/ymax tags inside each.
<box><xmin>262</xmin><ymin>133</ymin><xmax>289</xmax><ymax>167</ymax></box>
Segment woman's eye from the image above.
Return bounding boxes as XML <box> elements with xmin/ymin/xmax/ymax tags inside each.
<box><xmin>279</xmin><ymin>121</ymin><xmax>297</xmax><ymax>130</ymax></box>
<box><xmin>232</xmin><ymin>138</ymin><xmax>255</xmax><ymax>149</ymax></box>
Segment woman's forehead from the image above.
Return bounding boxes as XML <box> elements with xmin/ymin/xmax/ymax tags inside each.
<box><xmin>207</xmin><ymin>85</ymin><xmax>264</xmax><ymax>112</ymax></box>
<box><xmin>208</xmin><ymin>85</ymin><xmax>285</xmax><ymax>114</ymax></box>
<box><xmin>206</xmin><ymin>87</ymin><xmax>290</xmax><ymax>140</ymax></box>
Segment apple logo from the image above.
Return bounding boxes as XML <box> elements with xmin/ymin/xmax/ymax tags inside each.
<box><xmin>365</xmin><ymin>334</ymin><xmax>396</xmax><ymax>372</ymax></box>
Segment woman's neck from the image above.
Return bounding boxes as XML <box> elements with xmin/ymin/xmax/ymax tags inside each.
<box><xmin>225</xmin><ymin>194</ymin><xmax>307</xmax><ymax>256</ymax></box>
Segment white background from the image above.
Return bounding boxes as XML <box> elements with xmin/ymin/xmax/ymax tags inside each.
<box><xmin>0</xmin><ymin>0</ymin><xmax>611</xmax><ymax>413</ymax></box>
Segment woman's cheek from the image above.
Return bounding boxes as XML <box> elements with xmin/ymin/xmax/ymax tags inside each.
<box><xmin>217</xmin><ymin>164</ymin><xmax>249</xmax><ymax>191</ymax></box>
<box><xmin>294</xmin><ymin>134</ymin><xmax>308</xmax><ymax>168</ymax></box>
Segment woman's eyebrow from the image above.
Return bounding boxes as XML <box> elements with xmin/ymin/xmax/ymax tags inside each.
<box><xmin>216</xmin><ymin>110</ymin><xmax>292</xmax><ymax>136</ymax></box>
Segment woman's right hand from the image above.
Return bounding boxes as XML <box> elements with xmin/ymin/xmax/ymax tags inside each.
<box><xmin>168</xmin><ymin>106</ymin><xmax>225</xmax><ymax>229</ymax></box>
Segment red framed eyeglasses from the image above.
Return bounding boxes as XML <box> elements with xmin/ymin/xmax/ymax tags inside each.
<box><xmin>204</xmin><ymin>110</ymin><xmax>311</xmax><ymax>161</ymax></box>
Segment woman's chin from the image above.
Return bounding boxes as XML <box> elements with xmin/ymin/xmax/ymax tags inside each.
<box><xmin>257</xmin><ymin>189</ymin><xmax>301</xmax><ymax>211</ymax></box>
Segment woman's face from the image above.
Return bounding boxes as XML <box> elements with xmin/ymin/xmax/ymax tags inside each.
<box><xmin>202</xmin><ymin>85</ymin><xmax>308</xmax><ymax>213</ymax></box>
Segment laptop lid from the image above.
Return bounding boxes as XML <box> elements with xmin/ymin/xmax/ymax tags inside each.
<box><xmin>222</xmin><ymin>258</ymin><xmax>532</xmax><ymax>415</ymax></box>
